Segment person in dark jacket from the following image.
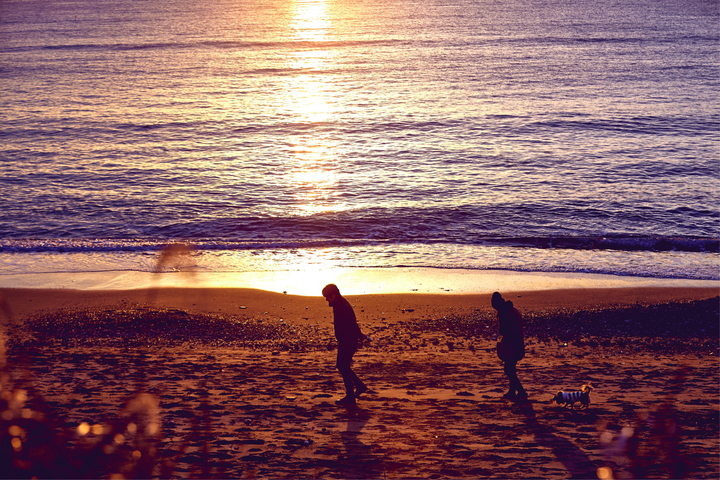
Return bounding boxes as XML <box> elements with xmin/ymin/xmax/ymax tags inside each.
<box><xmin>492</xmin><ymin>292</ymin><xmax>528</xmax><ymax>400</ymax></box>
<box><xmin>322</xmin><ymin>284</ymin><xmax>368</xmax><ymax>405</ymax></box>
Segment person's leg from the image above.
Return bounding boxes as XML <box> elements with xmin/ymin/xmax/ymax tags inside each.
<box><xmin>336</xmin><ymin>347</ymin><xmax>356</xmax><ymax>402</ymax></box>
<box><xmin>340</xmin><ymin>367</ymin><xmax>355</xmax><ymax>397</ymax></box>
<box><xmin>504</xmin><ymin>361</ymin><xmax>527</xmax><ymax>398</ymax></box>
<box><xmin>503</xmin><ymin>361</ymin><xmax>518</xmax><ymax>396</ymax></box>
<box><xmin>351</xmin><ymin>369</ymin><xmax>367</xmax><ymax>396</ymax></box>
<box><xmin>514</xmin><ymin>365</ymin><xmax>527</xmax><ymax>397</ymax></box>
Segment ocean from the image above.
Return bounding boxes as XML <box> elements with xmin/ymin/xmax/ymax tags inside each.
<box><xmin>1</xmin><ymin>0</ymin><xmax>718</xmax><ymax>283</ymax></box>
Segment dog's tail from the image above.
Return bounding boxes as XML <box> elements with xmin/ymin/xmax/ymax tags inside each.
<box><xmin>581</xmin><ymin>383</ymin><xmax>594</xmax><ymax>392</ymax></box>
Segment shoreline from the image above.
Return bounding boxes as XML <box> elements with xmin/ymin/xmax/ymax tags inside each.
<box><xmin>1</xmin><ymin>284</ymin><xmax>718</xmax><ymax>325</ymax></box>
<box><xmin>0</xmin><ymin>267</ymin><xmax>717</xmax><ymax>296</ymax></box>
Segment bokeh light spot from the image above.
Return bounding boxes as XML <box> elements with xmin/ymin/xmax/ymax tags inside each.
<box><xmin>597</xmin><ymin>467</ymin><xmax>613</xmax><ymax>480</ymax></box>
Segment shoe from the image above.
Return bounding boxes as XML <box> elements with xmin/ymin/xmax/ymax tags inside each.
<box><xmin>515</xmin><ymin>391</ymin><xmax>529</xmax><ymax>400</ymax></box>
<box><xmin>335</xmin><ymin>396</ymin><xmax>356</xmax><ymax>405</ymax></box>
<box><xmin>355</xmin><ymin>384</ymin><xmax>368</xmax><ymax>398</ymax></box>
<box><xmin>501</xmin><ymin>392</ymin><xmax>516</xmax><ymax>400</ymax></box>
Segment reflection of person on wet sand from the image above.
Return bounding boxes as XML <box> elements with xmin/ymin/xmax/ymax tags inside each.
<box><xmin>338</xmin><ymin>407</ymin><xmax>381</xmax><ymax>478</ymax></box>
<box><xmin>322</xmin><ymin>284</ymin><xmax>368</xmax><ymax>405</ymax></box>
<box><xmin>492</xmin><ymin>292</ymin><xmax>528</xmax><ymax>400</ymax></box>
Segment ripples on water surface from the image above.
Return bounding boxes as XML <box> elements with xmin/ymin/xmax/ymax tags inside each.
<box><xmin>0</xmin><ymin>0</ymin><xmax>718</xmax><ymax>280</ymax></box>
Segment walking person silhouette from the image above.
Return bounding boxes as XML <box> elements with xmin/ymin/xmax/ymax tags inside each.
<box><xmin>322</xmin><ymin>284</ymin><xmax>368</xmax><ymax>405</ymax></box>
<box><xmin>492</xmin><ymin>292</ymin><xmax>528</xmax><ymax>400</ymax></box>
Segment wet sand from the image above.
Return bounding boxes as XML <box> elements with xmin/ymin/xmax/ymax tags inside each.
<box><xmin>0</xmin><ymin>286</ymin><xmax>718</xmax><ymax>478</ymax></box>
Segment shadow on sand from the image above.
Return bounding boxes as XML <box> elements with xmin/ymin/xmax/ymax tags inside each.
<box><xmin>516</xmin><ymin>400</ymin><xmax>599</xmax><ymax>479</ymax></box>
<box><xmin>336</xmin><ymin>405</ymin><xmax>384</xmax><ymax>478</ymax></box>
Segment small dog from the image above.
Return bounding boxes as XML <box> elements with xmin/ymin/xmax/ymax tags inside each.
<box><xmin>551</xmin><ymin>384</ymin><xmax>594</xmax><ymax>409</ymax></box>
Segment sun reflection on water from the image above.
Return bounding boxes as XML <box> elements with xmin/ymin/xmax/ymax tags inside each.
<box><xmin>290</xmin><ymin>0</ymin><xmax>332</xmax><ymax>42</ymax></box>
<box><xmin>284</xmin><ymin>0</ymin><xmax>345</xmax><ymax>216</ymax></box>
<box><xmin>288</xmin><ymin>138</ymin><xmax>344</xmax><ymax>216</ymax></box>
<box><xmin>286</xmin><ymin>51</ymin><xmax>334</xmax><ymax>122</ymax></box>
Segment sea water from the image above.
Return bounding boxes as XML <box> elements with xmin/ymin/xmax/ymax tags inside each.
<box><xmin>1</xmin><ymin>0</ymin><xmax>718</xmax><ymax>285</ymax></box>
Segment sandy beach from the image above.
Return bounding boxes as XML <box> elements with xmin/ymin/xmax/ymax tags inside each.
<box><xmin>1</xmin><ymin>285</ymin><xmax>718</xmax><ymax>478</ymax></box>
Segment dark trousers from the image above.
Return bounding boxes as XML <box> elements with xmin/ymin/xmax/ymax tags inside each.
<box><xmin>337</xmin><ymin>345</ymin><xmax>364</xmax><ymax>398</ymax></box>
<box><xmin>503</xmin><ymin>360</ymin><xmax>525</xmax><ymax>394</ymax></box>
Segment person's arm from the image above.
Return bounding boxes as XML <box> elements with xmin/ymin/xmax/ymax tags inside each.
<box><xmin>354</xmin><ymin>315</ymin><xmax>365</xmax><ymax>347</ymax></box>
<box><xmin>509</xmin><ymin>309</ymin><xmax>524</xmax><ymax>344</ymax></box>
<box><xmin>347</xmin><ymin>304</ymin><xmax>365</xmax><ymax>347</ymax></box>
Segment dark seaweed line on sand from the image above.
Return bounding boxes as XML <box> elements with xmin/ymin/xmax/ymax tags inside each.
<box><xmin>422</xmin><ymin>297</ymin><xmax>720</xmax><ymax>341</ymax></box>
<box><xmin>6</xmin><ymin>298</ymin><xmax>719</xmax><ymax>355</ymax></box>
<box><xmin>413</xmin><ymin>297</ymin><xmax>719</xmax><ymax>355</ymax></box>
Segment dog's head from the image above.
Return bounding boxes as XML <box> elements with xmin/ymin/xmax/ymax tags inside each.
<box><xmin>581</xmin><ymin>384</ymin><xmax>594</xmax><ymax>393</ymax></box>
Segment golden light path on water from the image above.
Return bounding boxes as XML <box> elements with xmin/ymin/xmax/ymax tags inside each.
<box><xmin>287</xmin><ymin>0</ymin><xmax>343</xmax><ymax>216</ymax></box>
<box><xmin>290</xmin><ymin>0</ymin><xmax>332</xmax><ymax>42</ymax></box>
